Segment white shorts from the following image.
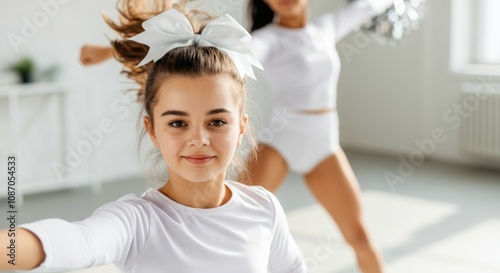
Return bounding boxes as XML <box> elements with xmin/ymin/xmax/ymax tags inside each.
<box><xmin>257</xmin><ymin>108</ymin><xmax>340</xmax><ymax>174</ymax></box>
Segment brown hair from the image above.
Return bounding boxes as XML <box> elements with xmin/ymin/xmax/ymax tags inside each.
<box><xmin>104</xmin><ymin>0</ymin><xmax>257</xmax><ymax>184</ymax></box>
<box><xmin>248</xmin><ymin>0</ymin><xmax>275</xmax><ymax>32</ymax></box>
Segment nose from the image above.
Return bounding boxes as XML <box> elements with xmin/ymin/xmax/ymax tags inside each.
<box><xmin>187</xmin><ymin>126</ymin><xmax>210</xmax><ymax>148</ymax></box>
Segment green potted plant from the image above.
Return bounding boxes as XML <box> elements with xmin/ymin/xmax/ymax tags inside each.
<box><xmin>9</xmin><ymin>57</ymin><xmax>35</xmax><ymax>84</ymax></box>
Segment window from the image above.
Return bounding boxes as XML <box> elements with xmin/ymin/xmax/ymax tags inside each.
<box><xmin>475</xmin><ymin>0</ymin><xmax>500</xmax><ymax>64</ymax></box>
<box><xmin>451</xmin><ymin>0</ymin><xmax>500</xmax><ymax>74</ymax></box>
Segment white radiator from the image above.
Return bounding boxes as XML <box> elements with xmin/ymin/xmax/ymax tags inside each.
<box><xmin>461</xmin><ymin>84</ymin><xmax>500</xmax><ymax>159</ymax></box>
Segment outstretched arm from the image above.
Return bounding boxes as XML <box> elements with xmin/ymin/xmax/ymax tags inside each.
<box><xmin>315</xmin><ymin>0</ymin><xmax>393</xmax><ymax>43</ymax></box>
<box><xmin>80</xmin><ymin>44</ymin><xmax>114</xmax><ymax>66</ymax></box>
<box><xmin>0</xmin><ymin>200</ymin><xmax>148</xmax><ymax>272</ymax></box>
<box><xmin>335</xmin><ymin>0</ymin><xmax>393</xmax><ymax>42</ymax></box>
<box><xmin>0</xmin><ymin>228</ymin><xmax>45</xmax><ymax>270</ymax></box>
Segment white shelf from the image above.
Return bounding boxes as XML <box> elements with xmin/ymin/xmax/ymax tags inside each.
<box><xmin>0</xmin><ymin>82</ymin><xmax>66</xmax><ymax>97</ymax></box>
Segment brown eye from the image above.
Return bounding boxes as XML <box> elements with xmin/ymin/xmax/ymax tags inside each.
<box><xmin>169</xmin><ymin>120</ymin><xmax>186</xmax><ymax>128</ymax></box>
<box><xmin>209</xmin><ymin>119</ymin><xmax>227</xmax><ymax>127</ymax></box>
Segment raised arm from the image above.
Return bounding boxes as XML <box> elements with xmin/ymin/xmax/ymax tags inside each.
<box><xmin>315</xmin><ymin>0</ymin><xmax>393</xmax><ymax>43</ymax></box>
<box><xmin>335</xmin><ymin>0</ymin><xmax>392</xmax><ymax>42</ymax></box>
<box><xmin>0</xmin><ymin>228</ymin><xmax>45</xmax><ymax>270</ymax></box>
<box><xmin>80</xmin><ymin>44</ymin><xmax>114</xmax><ymax>66</ymax></box>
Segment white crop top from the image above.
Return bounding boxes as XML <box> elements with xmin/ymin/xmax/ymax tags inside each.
<box><xmin>250</xmin><ymin>0</ymin><xmax>391</xmax><ymax>111</ymax></box>
<box><xmin>20</xmin><ymin>181</ymin><xmax>306</xmax><ymax>273</ymax></box>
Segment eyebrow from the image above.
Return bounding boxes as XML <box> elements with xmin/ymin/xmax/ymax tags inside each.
<box><xmin>160</xmin><ymin>108</ymin><xmax>232</xmax><ymax>117</ymax></box>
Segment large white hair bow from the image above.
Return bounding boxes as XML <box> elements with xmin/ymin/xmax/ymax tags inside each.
<box><xmin>129</xmin><ymin>9</ymin><xmax>263</xmax><ymax>80</ymax></box>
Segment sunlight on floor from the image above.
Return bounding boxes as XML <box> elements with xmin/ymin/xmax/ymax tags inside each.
<box><xmin>287</xmin><ymin>191</ymin><xmax>498</xmax><ymax>273</ymax></box>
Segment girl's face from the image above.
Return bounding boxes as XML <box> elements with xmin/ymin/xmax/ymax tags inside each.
<box><xmin>264</xmin><ymin>0</ymin><xmax>308</xmax><ymax>18</ymax></box>
<box><xmin>145</xmin><ymin>75</ymin><xmax>247</xmax><ymax>184</ymax></box>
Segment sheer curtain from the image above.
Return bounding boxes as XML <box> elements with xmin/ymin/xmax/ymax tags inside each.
<box><xmin>476</xmin><ymin>0</ymin><xmax>500</xmax><ymax>64</ymax></box>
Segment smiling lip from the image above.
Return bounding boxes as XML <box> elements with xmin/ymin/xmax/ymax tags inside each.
<box><xmin>183</xmin><ymin>155</ymin><xmax>215</xmax><ymax>164</ymax></box>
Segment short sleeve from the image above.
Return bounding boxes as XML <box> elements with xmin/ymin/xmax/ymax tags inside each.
<box><xmin>266</xmin><ymin>192</ymin><xmax>306</xmax><ymax>273</ymax></box>
<box><xmin>250</xmin><ymin>28</ymin><xmax>277</xmax><ymax>66</ymax></box>
<box><xmin>314</xmin><ymin>0</ymin><xmax>392</xmax><ymax>43</ymax></box>
<box><xmin>19</xmin><ymin>197</ymin><xmax>150</xmax><ymax>272</ymax></box>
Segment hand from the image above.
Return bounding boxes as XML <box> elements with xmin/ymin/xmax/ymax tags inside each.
<box><xmin>0</xmin><ymin>228</ymin><xmax>45</xmax><ymax>270</ymax></box>
<box><xmin>80</xmin><ymin>44</ymin><xmax>114</xmax><ymax>66</ymax></box>
<box><xmin>365</xmin><ymin>0</ymin><xmax>394</xmax><ymax>13</ymax></box>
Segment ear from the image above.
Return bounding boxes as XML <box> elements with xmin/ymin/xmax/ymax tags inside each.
<box><xmin>238</xmin><ymin>113</ymin><xmax>248</xmax><ymax>146</ymax></box>
<box><xmin>144</xmin><ymin>116</ymin><xmax>159</xmax><ymax>147</ymax></box>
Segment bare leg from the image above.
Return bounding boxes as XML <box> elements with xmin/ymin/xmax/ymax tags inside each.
<box><xmin>239</xmin><ymin>144</ymin><xmax>288</xmax><ymax>192</ymax></box>
<box><xmin>304</xmin><ymin>148</ymin><xmax>384</xmax><ymax>273</ymax></box>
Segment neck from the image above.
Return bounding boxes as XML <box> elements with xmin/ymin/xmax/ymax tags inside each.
<box><xmin>278</xmin><ymin>11</ymin><xmax>308</xmax><ymax>28</ymax></box>
<box><xmin>159</xmin><ymin>173</ymin><xmax>231</xmax><ymax>209</ymax></box>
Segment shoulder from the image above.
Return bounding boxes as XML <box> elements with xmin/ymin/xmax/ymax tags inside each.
<box><xmin>312</xmin><ymin>11</ymin><xmax>335</xmax><ymax>28</ymax></box>
<box><xmin>249</xmin><ymin>24</ymin><xmax>282</xmax><ymax>63</ymax></box>
<box><xmin>227</xmin><ymin>180</ymin><xmax>272</xmax><ymax>198</ymax></box>
<box><xmin>92</xmin><ymin>193</ymin><xmax>152</xmax><ymax>224</ymax></box>
<box><xmin>92</xmin><ymin>194</ymin><xmax>152</xmax><ymax>252</ymax></box>
<box><xmin>100</xmin><ymin>193</ymin><xmax>151</xmax><ymax>211</ymax></box>
<box><xmin>227</xmin><ymin>180</ymin><xmax>274</xmax><ymax>200</ymax></box>
<box><xmin>251</xmin><ymin>25</ymin><xmax>280</xmax><ymax>46</ymax></box>
<box><xmin>226</xmin><ymin>181</ymin><xmax>280</xmax><ymax>212</ymax></box>
<box><xmin>252</xmin><ymin>24</ymin><xmax>276</xmax><ymax>38</ymax></box>
<box><xmin>228</xmin><ymin>182</ymin><xmax>292</xmax><ymax>239</ymax></box>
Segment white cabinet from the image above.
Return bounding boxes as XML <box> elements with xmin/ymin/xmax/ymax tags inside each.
<box><xmin>0</xmin><ymin>83</ymin><xmax>69</xmax><ymax>204</ymax></box>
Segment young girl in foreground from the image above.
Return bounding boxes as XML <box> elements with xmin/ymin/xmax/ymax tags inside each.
<box><xmin>0</xmin><ymin>8</ymin><xmax>306</xmax><ymax>273</ymax></box>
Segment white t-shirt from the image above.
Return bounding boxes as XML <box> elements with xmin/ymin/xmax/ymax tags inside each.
<box><xmin>20</xmin><ymin>181</ymin><xmax>306</xmax><ymax>273</ymax></box>
<box><xmin>250</xmin><ymin>0</ymin><xmax>391</xmax><ymax>111</ymax></box>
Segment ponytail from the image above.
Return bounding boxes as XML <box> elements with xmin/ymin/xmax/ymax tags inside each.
<box><xmin>248</xmin><ymin>0</ymin><xmax>275</xmax><ymax>32</ymax></box>
<box><xmin>103</xmin><ymin>0</ymin><xmax>211</xmax><ymax>100</ymax></box>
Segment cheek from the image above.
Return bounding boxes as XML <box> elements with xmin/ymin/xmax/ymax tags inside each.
<box><xmin>212</xmin><ymin>127</ymin><xmax>240</xmax><ymax>149</ymax></box>
<box><xmin>156</xmin><ymin>131</ymin><xmax>184</xmax><ymax>153</ymax></box>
